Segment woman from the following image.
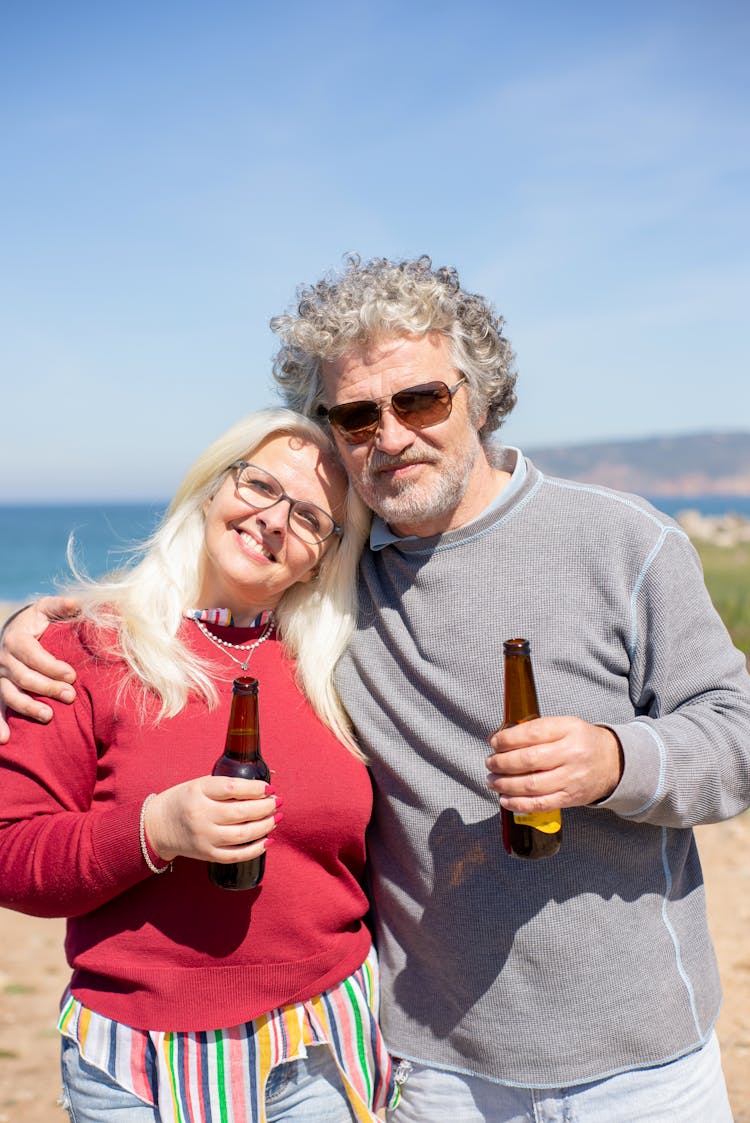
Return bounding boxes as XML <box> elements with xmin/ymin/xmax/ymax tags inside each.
<box><xmin>0</xmin><ymin>408</ymin><xmax>397</xmax><ymax>1122</ymax></box>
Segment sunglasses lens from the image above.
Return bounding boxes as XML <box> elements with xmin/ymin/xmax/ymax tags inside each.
<box><xmin>327</xmin><ymin>402</ymin><xmax>381</xmax><ymax>442</ymax></box>
<box><xmin>391</xmin><ymin>383</ymin><xmax>451</xmax><ymax>425</ymax></box>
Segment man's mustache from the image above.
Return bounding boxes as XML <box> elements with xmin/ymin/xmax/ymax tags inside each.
<box><xmin>367</xmin><ymin>448</ymin><xmax>440</xmax><ymax>472</ymax></box>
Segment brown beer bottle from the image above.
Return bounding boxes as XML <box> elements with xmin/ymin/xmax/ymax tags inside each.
<box><xmin>500</xmin><ymin>638</ymin><xmax>562</xmax><ymax>860</ymax></box>
<box><xmin>208</xmin><ymin>676</ymin><xmax>271</xmax><ymax>890</ymax></box>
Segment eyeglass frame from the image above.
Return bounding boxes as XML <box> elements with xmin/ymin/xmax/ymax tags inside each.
<box><xmin>318</xmin><ymin>376</ymin><xmax>467</xmax><ymax>445</ymax></box>
<box><xmin>228</xmin><ymin>460</ymin><xmax>343</xmax><ymax>544</ymax></box>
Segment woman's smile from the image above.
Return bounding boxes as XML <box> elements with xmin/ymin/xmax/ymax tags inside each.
<box><xmin>235</xmin><ymin>525</ymin><xmax>278</xmax><ymax>564</ymax></box>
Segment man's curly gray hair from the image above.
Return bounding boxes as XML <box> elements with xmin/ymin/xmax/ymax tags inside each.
<box><xmin>271</xmin><ymin>255</ymin><xmax>517</xmax><ymax>441</ymax></box>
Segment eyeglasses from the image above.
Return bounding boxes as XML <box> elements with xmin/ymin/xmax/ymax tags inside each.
<box><xmin>229</xmin><ymin>462</ymin><xmax>342</xmax><ymax>545</ymax></box>
<box><xmin>319</xmin><ymin>377</ymin><xmax>467</xmax><ymax>446</ymax></box>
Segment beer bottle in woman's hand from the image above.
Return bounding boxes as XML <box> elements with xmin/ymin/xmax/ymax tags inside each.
<box><xmin>209</xmin><ymin>676</ymin><xmax>271</xmax><ymax>890</ymax></box>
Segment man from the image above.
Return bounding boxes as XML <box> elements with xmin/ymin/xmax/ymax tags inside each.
<box><xmin>3</xmin><ymin>255</ymin><xmax>750</xmax><ymax>1121</ymax></box>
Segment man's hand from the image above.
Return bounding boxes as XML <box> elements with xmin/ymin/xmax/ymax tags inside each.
<box><xmin>0</xmin><ymin>596</ymin><xmax>81</xmax><ymax>742</ymax></box>
<box><xmin>485</xmin><ymin>716</ymin><xmax>624</xmax><ymax>811</ymax></box>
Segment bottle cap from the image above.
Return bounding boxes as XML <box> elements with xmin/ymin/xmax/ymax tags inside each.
<box><xmin>503</xmin><ymin>638</ymin><xmax>530</xmax><ymax>654</ymax></box>
<box><xmin>233</xmin><ymin>676</ymin><xmax>259</xmax><ymax>693</ymax></box>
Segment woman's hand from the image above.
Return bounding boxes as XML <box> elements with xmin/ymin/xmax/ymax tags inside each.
<box><xmin>0</xmin><ymin>597</ymin><xmax>81</xmax><ymax>741</ymax></box>
<box><xmin>143</xmin><ymin>777</ymin><xmax>283</xmax><ymax>864</ymax></box>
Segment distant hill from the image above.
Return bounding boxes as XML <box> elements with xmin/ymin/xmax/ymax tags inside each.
<box><xmin>524</xmin><ymin>431</ymin><xmax>750</xmax><ymax>497</ymax></box>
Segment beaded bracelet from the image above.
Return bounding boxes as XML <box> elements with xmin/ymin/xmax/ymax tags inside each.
<box><xmin>139</xmin><ymin>793</ymin><xmax>172</xmax><ymax>875</ymax></box>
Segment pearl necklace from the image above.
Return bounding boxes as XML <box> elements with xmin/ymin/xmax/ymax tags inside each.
<box><xmin>193</xmin><ymin>613</ymin><xmax>275</xmax><ymax>670</ymax></box>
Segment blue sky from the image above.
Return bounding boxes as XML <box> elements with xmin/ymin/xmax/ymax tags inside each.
<box><xmin>2</xmin><ymin>1</ymin><xmax>748</xmax><ymax>501</ymax></box>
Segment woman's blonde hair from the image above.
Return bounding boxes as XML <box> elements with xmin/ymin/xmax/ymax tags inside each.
<box><xmin>69</xmin><ymin>409</ymin><xmax>370</xmax><ymax>756</ymax></box>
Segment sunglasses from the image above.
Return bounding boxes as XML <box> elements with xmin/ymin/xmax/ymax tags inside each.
<box><xmin>320</xmin><ymin>377</ymin><xmax>467</xmax><ymax>445</ymax></box>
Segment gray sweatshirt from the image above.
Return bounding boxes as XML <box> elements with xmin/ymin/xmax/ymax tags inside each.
<box><xmin>335</xmin><ymin>449</ymin><xmax>750</xmax><ymax>1087</ymax></box>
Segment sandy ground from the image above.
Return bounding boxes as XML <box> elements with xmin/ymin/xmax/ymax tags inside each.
<box><xmin>0</xmin><ymin>814</ymin><xmax>747</xmax><ymax>1122</ymax></box>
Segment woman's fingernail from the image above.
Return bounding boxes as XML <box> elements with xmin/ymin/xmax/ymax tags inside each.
<box><xmin>264</xmin><ymin>784</ymin><xmax>276</xmax><ymax>795</ymax></box>
<box><xmin>263</xmin><ymin>837</ymin><xmax>275</xmax><ymax>849</ymax></box>
<box><xmin>273</xmin><ymin>811</ymin><xmax>285</xmax><ymax>824</ymax></box>
<box><xmin>273</xmin><ymin>796</ymin><xmax>284</xmax><ymax>809</ymax></box>
<box><xmin>60</xmin><ymin>688</ymin><xmax>76</xmax><ymax>703</ymax></box>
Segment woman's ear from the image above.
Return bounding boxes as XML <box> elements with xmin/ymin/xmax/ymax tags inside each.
<box><xmin>202</xmin><ymin>489</ymin><xmax>216</xmax><ymax>516</ymax></box>
<box><xmin>297</xmin><ymin>562</ymin><xmax>321</xmax><ymax>585</ymax></box>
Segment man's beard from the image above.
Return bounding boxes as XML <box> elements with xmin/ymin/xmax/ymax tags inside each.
<box><xmin>352</xmin><ymin>433</ymin><xmax>481</xmax><ymax>533</ymax></box>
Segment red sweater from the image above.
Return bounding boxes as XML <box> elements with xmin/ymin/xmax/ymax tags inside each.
<box><xmin>0</xmin><ymin>620</ymin><xmax>373</xmax><ymax>1032</ymax></box>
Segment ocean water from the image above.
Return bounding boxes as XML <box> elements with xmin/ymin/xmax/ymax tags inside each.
<box><xmin>0</xmin><ymin>503</ymin><xmax>167</xmax><ymax>603</ymax></box>
<box><xmin>645</xmin><ymin>495</ymin><xmax>750</xmax><ymax>519</ymax></box>
<box><xmin>1</xmin><ymin>495</ymin><xmax>749</xmax><ymax>604</ymax></box>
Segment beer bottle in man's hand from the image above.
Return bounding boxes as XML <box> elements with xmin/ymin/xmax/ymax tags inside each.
<box><xmin>209</xmin><ymin>676</ymin><xmax>271</xmax><ymax>890</ymax></box>
<box><xmin>500</xmin><ymin>639</ymin><xmax>562</xmax><ymax>860</ymax></box>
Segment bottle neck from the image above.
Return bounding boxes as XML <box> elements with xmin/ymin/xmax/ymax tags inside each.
<box><xmin>224</xmin><ymin>693</ymin><xmax>261</xmax><ymax>760</ymax></box>
<box><xmin>503</xmin><ymin>653</ymin><xmax>540</xmax><ymax>726</ymax></box>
